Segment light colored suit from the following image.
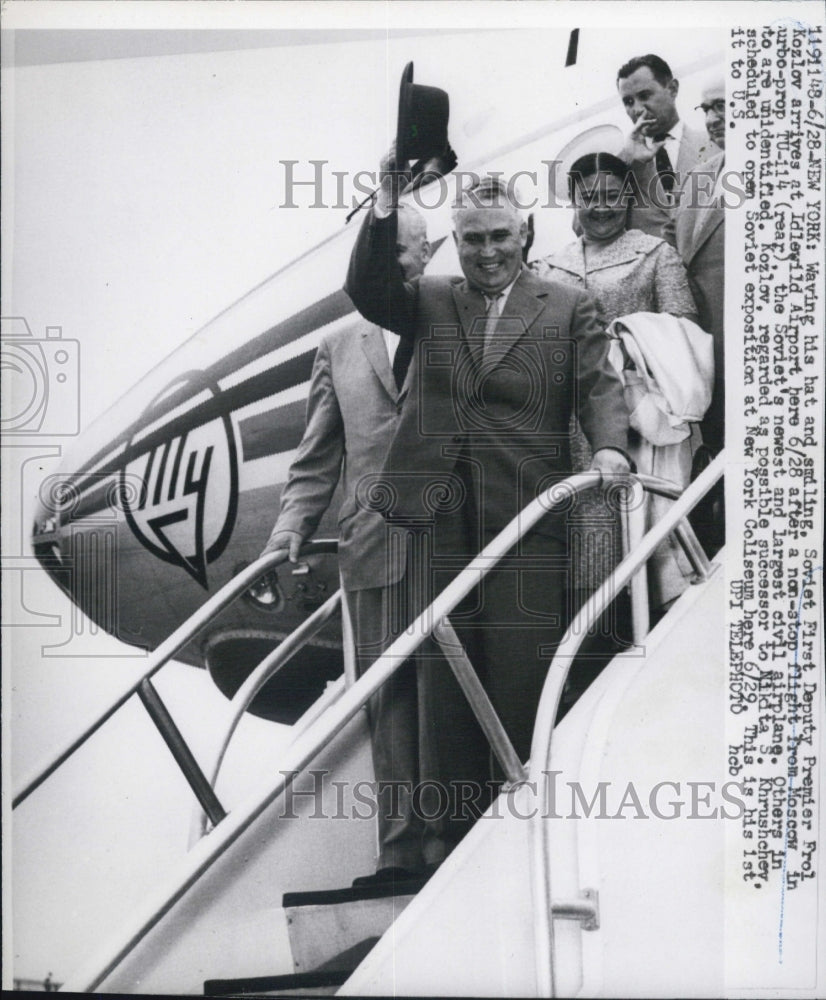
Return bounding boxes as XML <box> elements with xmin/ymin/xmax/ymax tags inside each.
<box><xmin>674</xmin><ymin>150</ymin><xmax>725</xmax><ymax>451</ymax></box>
<box><xmin>272</xmin><ymin>321</ymin><xmax>424</xmax><ymax>872</ymax></box>
<box><xmin>628</xmin><ymin>123</ymin><xmax>719</xmax><ymax>242</ymax></box>
<box><xmin>272</xmin><ymin>322</ymin><xmax>406</xmax><ymax>590</ymax></box>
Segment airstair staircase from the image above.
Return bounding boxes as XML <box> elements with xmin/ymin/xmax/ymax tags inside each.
<box><xmin>13</xmin><ymin>458</ymin><xmax>727</xmax><ymax>997</ymax></box>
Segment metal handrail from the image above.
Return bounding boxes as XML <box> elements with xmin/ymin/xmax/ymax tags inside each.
<box><xmin>527</xmin><ymin>452</ymin><xmax>725</xmax><ymax>998</ymax></box>
<box><xmin>202</xmin><ymin>573</ymin><xmax>366</xmax><ymax>827</ymax></box>
<box><xmin>12</xmin><ymin>540</ymin><xmax>339</xmax><ymax>809</ymax></box>
<box><xmin>61</xmin><ymin>468</ymin><xmax>668</xmax><ymax>991</ymax></box>
<box><xmin>203</xmin><ymin>472</ymin><xmax>702</xmax><ymax>820</ymax></box>
<box><xmin>432</xmin><ymin>619</ymin><xmax>526</xmax><ymax>784</ymax></box>
<box><xmin>138</xmin><ymin>677</ymin><xmax>228</xmax><ymax>829</ymax></box>
<box><xmin>197</xmin><ymin>587</ymin><xmax>529</xmax><ymax>841</ymax></box>
<box><xmin>197</xmin><ymin>588</ymin><xmax>343</xmax><ymax>837</ymax></box>
<box><xmin>203</xmin><ymin>471</ymin><xmax>655</xmax><ymax>810</ymax></box>
<box><xmin>61</xmin><ymin>467</ymin><xmax>719</xmax><ymax>992</ymax></box>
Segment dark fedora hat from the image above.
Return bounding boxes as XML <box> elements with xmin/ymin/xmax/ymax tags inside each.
<box><xmin>396</xmin><ymin>62</ymin><xmax>451</xmax><ymax>169</ymax></box>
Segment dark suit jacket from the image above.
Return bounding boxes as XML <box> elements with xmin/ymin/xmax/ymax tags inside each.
<box><xmin>674</xmin><ymin>150</ymin><xmax>725</xmax><ymax>451</ymax></box>
<box><xmin>628</xmin><ymin>123</ymin><xmax>719</xmax><ymax>243</ymax></box>
<box><xmin>272</xmin><ymin>321</ymin><xmax>408</xmax><ymax>590</ymax></box>
<box><xmin>344</xmin><ymin>210</ymin><xmax>630</xmax><ymax>542</ymax></box>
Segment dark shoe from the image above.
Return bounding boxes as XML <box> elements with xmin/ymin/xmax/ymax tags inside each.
<box><xmin>351</xmin><ymin>866</ymin><xmax>422</xmax><ymax>888</ymax></box>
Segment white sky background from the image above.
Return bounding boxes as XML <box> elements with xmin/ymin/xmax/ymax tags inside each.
<box><xmin>1</xmin><ymin>0</ymin><xmax>807</xmax><ymax>986</ymax></box>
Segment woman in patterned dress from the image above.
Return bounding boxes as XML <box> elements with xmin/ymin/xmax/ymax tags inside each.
<box><xmin>532</xmin><ymin>152</ymin><xmax>698</xmax><ymax>689</ymax></box>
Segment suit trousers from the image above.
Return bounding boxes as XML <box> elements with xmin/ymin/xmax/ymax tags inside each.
<box><xmin>351</xmin><ymin>515</ymin><xmax>570</xmax><ymax>868</ymax></box>
<box><xmin>450</xmin><ymin>528</ymin><xmax>569</xmax><ymax>767</ymax></box>
<box><xmin>350</xmin><ymin>582</ymin><xmax>425</xmax><ymax>872</ymax></box>
<box><xmin>349</xmin><ymin>513</ymin><xmax>493</xmax><ymax>871</ymax></box>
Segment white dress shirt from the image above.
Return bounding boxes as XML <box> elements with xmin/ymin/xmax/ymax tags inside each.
<box><xmin>382</xmin><ymin>328</ymin><xmax>400</xmax><ymax>366</ymax></box>
<box><xmin>485</xmin><ymin>275</ymin><xmax>519</xmax><ymax>314</ymax></box>
<box><xmin>646</xmin><ymin>118</ymin><xmax>685</xmax><ymax>168</ymax></box>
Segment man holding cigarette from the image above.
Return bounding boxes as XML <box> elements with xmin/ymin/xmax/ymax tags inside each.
<box><xmin>617</xmin><ymin>53</ymin><xmax>718</xmax><ymax>237</ymax></box>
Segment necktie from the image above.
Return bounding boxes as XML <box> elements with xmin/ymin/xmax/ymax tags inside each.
<box><xmin>483</xmin><ymin>292</ymin><xmax>504</xmax><ymax>353</ymax></box>
<box><xmin>392</xmin><ymin>336</ymin><xmax>413</xmax><ymax>390</ymax></box>
<box><xmin>653</xmin><ymin>139</ymin><xmax>675</xmax><ymax>195</ymax></box>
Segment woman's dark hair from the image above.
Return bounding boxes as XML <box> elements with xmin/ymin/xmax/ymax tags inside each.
<box><xmin>567</xmin><ymin>152</ymin><xmax>631</xmax><ymax>202</ymax></box>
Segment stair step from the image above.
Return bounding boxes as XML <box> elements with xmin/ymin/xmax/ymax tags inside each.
<box><xmin>203</xmin><ymin>937</ymin><xmax>379</xmax><ymax>996</ymax></box>
<box><xmin>204</xmin><ymin>968</ymin><xmax>349</xmax><ymax>997</ymax></box>
<box><xmin>284</xmin><ymin>887</ymin><xmax>416</xmax><ymax>975</ymax></box>
<box><xmin>283</xmin><ymin>872</ymin><xmax>428</xmax><ymax>908</ymax></box>
<box><xmin>204</xmin><ymin>880</ymin><xmax>424</xmax><ymax>995</ymax></box>
<box><xmin>315</xmin><ymin>936</ymin><xmax>380</xmax><ymax>972</ymax></box>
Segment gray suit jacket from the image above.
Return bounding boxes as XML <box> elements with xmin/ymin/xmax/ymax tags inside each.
<box><xmin>675</xmin><ymin>150</ymin><xmax>725</xmax><ymax>450</ymax></box>
<box><xmin>345</xmin><ymin>210</ymin><xmax>630</xmax><ymax>541</ymax></box>
<box><xmin>272</xmin><ymin>321</ymin><xmax>407</xmax><ymax>590</ymax></box>
<box><xmin>628</xmin><ymin>123</ymin><xmax>719</xmax><ymax>242</ymax></box>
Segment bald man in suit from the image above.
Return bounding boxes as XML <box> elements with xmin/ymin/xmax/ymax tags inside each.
<box><xmin>262</xmin><ymin>205</ymin><xmax>433</xmax><ymax>882</ymax></box>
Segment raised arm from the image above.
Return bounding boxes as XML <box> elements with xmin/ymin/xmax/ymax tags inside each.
<box><xmin>344</xmin><ymin>149</ymin><xmax>418</xmax><ymax>338</ymax></box>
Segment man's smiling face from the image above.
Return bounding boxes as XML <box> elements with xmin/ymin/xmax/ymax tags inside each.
<box><xmin>453</xmin><ymin>205</ymin><xmax>527</xmax><ymax>294</ymax></box>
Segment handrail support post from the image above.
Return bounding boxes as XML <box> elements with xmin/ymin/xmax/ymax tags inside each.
<box><xmin>432</xmin><ymin>618</ymin><xmax>526</xmax><ymax>786</ymax></box>
<box><xmin>340</xmin><ymin>581</ymin><xmax>358</xmax><ymax>689</ymax></box>
<box><xmin>137</xmin><ymin>679</ymin><xmax>227</xmax><ymax>829</ymax></box>
<box><xmin>673</xmin><ymin>520</ymin><xmax>714</xmax><ymax>582</ymax></box>
<box><xmin>619</xmin><ymin>477</ymin><xmax>650</xmax><ymax>645</ymax></box>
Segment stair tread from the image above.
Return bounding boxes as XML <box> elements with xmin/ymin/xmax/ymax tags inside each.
<box><xmin>204</xmin><ymin>968</ymin><xmax>349</xmax><ymax>996</ymax></box>
<box><xmin>283</xmin><ymin>880</ymin><xmax>422</xmax><ymax>908</ymax></box>
<box><xmin>204</xmin><ymin>938</ymin><xmax>379</xmax><ymax>996</ymax></box>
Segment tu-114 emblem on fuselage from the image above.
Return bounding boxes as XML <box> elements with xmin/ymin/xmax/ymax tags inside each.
<box><xmin>121</xmin><ymin>372</ymin><xmax>239</xmax><ymax>589</ymax></box>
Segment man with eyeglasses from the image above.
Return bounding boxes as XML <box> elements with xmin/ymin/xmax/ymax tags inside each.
<box><xmin>673</xmin><ymin>77</ymin><xmax>727</xmax><ymax>556</ymax></box>
<box><xmin>674</xmin><ymin>77</ymin><xmax>726</xmax><ymax>457</ymax></box>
